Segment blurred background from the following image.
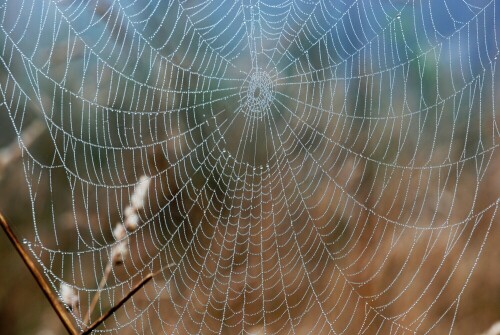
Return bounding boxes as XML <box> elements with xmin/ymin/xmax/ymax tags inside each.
<box><xmin>0</xmin><ymin>0</ymin><xmax>500</xmax><ymax>334</ymax></box>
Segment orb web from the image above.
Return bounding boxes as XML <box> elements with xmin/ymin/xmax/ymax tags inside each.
<box><xmin>0</xmin><ymin>0</ymin><xmax>499</xmax><ymax>334</ymax></box>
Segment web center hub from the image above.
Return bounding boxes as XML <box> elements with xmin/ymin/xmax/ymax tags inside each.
<box><xmin>243</xmin><ymin>71</ymin><xmax>274</xmax><ymax>117</ymax></box>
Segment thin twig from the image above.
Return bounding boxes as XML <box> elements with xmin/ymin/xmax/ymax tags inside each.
<box><xmin>0</xmin><ymin>213</ymin><xmax>79</xmax><ymax>335</ymax></box>
<box><xmin>82</xmin><ymin>263</ymin><xmax>175</xmax><ymax>334</ymax></box>
<box><xmin>83</xmin><ymin>262</ymin><xmax>112</xmax><ymax>324</ymax></box>
<box><xmin>0</xmin><ymin>119</ymin><xmax>45</xmax><ymax>178</ymax></box>
<box><xmin>82</xmin><ymin>273</ymin><xmax>153</xmax><ymax>335</ymax></box>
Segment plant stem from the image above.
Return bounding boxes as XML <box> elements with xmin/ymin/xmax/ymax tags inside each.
<box><xmin>0</xmin><ymin>120</ymin><xmax>45</xmax><ymax>178</ymax></box>
<box><xmin>82</xmin><ymin>273</ymin><xmax>154</xmax><ymax>335</ymax></box>
<box><xmin>0</xmin><ymin>213</ymin><xmax>79</xmax><ymax>335</ymax></box>
<box><xmin>83</xmin><ymin>261</ymin><xmax>112</xmax><ymax>324</ymax></box>
<box><xmin>82</xmin><ymin>262</ymin><xmax>175</xmax><ymax>334</ymax></box>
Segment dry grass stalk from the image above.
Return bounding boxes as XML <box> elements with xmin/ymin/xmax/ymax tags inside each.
<box><xmin>0</xmin><ymin>120</ymin><xmax>45</xmax><ymax>179</ymax></box>
<box><xmin>0</xmin><ymin>213</ymin><xmax>79</xmax><ymax>335</ymax></box>
<box><xmin>82</xmin><ymin>175</ymin><xmax>150</xmax><ymax>325</ymax></box>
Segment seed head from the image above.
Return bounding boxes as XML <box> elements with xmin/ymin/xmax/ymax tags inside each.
<box><xmin>483</xmin><ymin>322</ymin><xmax>500</xmax><ymax>335</ymax></box>
<box><xmin>124</xmin><ymin>212</ymin><xmax>139</xmax><ymax>231</ymax></box>
<box><xmin>113</xmin><ymin>223</ymin><xmax>127</xmax><ymax>240</ymax></box>
<box><xmin>124</xmin><ymin>205</ymin><xmax>135</xmax><ymax>218</ymax></box>
<box><xmin>60</xmin><ymin>282</ymin><xmax>79</xmax><ymax>310</ymax></box>
<box><xmin>130</xmin><ymin>175</ymin><xmax>151</xmax><ymax>210</ymax></box>
<box><xmin>111</xmin><ymin>241</ymin><xmax>128</xmax><ymax>265</ymax></box>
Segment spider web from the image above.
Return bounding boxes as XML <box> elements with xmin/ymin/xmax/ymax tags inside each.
<box><xmin>1</xmin><ymin>0</ymin><xmax>499</xmax><ymax>333</ymax></box>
